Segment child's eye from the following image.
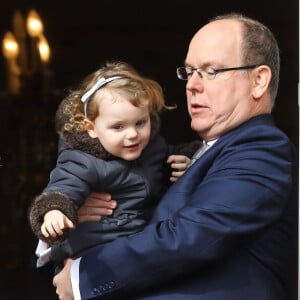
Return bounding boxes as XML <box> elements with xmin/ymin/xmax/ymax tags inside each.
<box><xmin>136</xmin><ymin>120</ymin><xmax>146</xmax><ymax>127</ymax></box>
<box><xmin>112</xmin><ymin>124</ymin><xmax>123</xmax><ymax>130</ymax></box>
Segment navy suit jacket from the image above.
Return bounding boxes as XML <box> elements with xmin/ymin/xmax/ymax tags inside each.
<box><xmin>76</xmin><ymin>114</ymin><xmax>298</xmax><ymax>300</ymax></box>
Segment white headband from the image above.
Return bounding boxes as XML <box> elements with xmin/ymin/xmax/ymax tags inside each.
<box><xmin>81</xmin><ymin>76</ymin><xmax>123</xmax><ymax>116</ymax></box>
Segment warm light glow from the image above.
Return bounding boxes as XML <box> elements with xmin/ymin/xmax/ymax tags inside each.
<box><xmin>2</xmin><ymin>32</ymin><xmax>19</xmax><ymax>59</ymax></box>
<box><xmin>13</xmin><ymin>10</ymin><xmax>26</xmax><ymax>38</ymax></box>
<box><xmin>26</xmin><ymin>10</ymin><xmax>43</xmax><ymax>37</ymax></box>
<box><xmin>38</xmin><ymin>34</ymin><xmax>50</xmax><ymax>63</ymax></box>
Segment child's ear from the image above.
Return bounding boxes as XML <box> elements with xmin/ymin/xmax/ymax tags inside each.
<box><xmin>84</xmin><ymin>119</ymin><xmax>98</xmax><ymax>138</ymax></box>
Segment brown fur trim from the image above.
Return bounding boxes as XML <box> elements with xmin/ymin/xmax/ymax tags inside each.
<box><xmin>28</xmin><ymin>191</ymin><xmax>78</xmax><ymax>245</ymax></box>
<box><xmin>55</xmin><ymin>95</ymin><xmax>113</xmax><ymax>159</ymax></box>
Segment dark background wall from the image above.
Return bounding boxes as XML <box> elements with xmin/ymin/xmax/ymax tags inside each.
<box><xmin>0</xmin><ymin>1</ymin><xmax>298</xmax><ymax>299</ymax></box>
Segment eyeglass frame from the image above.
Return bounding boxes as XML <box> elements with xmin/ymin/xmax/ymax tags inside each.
<box><xmin>176</xmin><ymin>64</ymin><xmax>262</xmax><ymax>81</ymax></box>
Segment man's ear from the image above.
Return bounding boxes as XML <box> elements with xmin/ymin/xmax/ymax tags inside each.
<box><xmin>84</xmin><ymin>119</ymin><xmax>98</xmax><ymax>138</ymax></box>
<box><xmin>252</xmin><ymin>65</ymin><xmax>272</xmax><ymax>99</ymax></box>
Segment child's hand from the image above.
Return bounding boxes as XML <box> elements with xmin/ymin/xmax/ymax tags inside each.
<box><xmin>41</xmin><ymin>209</ymin><xmax>74</xmax><ymax>238</ymax></box>
<box><xmin>167</xmin><ymin>154</ymin><xmax>191</xmax><ymax>182</ymax></box>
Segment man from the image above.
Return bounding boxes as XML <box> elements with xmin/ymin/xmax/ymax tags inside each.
<box><xmin>53</xmin><ymin>13</ymin><xmax>298</xmax><ymax>299</ymax></box>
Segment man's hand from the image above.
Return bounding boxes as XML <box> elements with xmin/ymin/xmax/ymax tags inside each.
<box><xmin>53</xmin><ymin>259</ymin><xmax>74</xmax><ymax>300</ymax></box>
<box><xmin>78</xmin><ymin>192</ymin><xmax>117</xmax><ymax>222</ymax></box>
<box><xmin>167</xmin><ymin>154</ymin><xmax>191</xmax><ymax>182</ymax></box>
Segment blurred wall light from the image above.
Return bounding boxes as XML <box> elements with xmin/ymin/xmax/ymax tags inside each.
<box><xmin>1</xmin><ymin>9</ymin><xmax>51</xmax><ymax>95</ymax></box>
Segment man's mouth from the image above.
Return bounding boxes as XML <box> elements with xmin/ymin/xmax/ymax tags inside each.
<box><xmin>190</xmin><ymin>103</ymin><xmax>207</xmax><ymax>114</ymax></box>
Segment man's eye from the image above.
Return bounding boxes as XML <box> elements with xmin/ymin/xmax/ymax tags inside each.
<box><xmin>205</xmin><ymin>67</ymin><xmax>217</xmax><ymax>76</ymax></box>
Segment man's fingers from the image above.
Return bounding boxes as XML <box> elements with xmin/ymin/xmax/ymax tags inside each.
<box><xmin>88</xmin><ymin>192</ymin><xmax>111</xmax><ymax>201</ymax></box>
<box><xmin>78</xmin><ymin>207</ymin><xmax>114</xmax><ymax>223</ymax></box>
<box><xmin>78</xmin><ymin>206</ymin><xmax>113</xmax><ymax>216</ymax></box>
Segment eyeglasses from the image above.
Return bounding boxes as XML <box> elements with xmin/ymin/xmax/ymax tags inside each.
<box><xmin>176</xmin><ymin>64</ymin><xmax>261</xmax><ymax>81</ymax></box>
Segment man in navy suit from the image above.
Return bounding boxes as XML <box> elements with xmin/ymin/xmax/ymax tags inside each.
<box><xmin>53</xmin><ymin>13</ymin><xmax>298</xmax><ymax>300</ymax></box>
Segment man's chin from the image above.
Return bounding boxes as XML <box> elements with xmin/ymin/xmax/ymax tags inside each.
<box><xmin>191</xmin><ymin>120</ymin><xmax>204</xmax><ymax>132</ymax></box>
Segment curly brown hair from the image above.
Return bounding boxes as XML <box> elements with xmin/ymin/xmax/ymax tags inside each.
<box><xmin>59</xmin><ymin>61</ymin><xmax>173</xmax><ymax>135</ymax></box>
<box><xmin>55</xmin><ymin>61</ymin><xmax>174</xmax><ymax>158</ymax></box>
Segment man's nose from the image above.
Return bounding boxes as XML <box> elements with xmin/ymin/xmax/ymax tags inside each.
<box><xmin>186</xmin><ymin>71</ymin><xmax>204</xmax><ymax>92</ymax></box>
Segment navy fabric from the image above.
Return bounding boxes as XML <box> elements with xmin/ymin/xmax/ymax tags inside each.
<box><xmin>77</xmin><ymin>114</ymin><xmax>298</xmax><ymax>300</ymax></box>
<box><xmin>46</xmin><ymin>135</ymin><xmax>172</xmax><ymax>261</ymax></box>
